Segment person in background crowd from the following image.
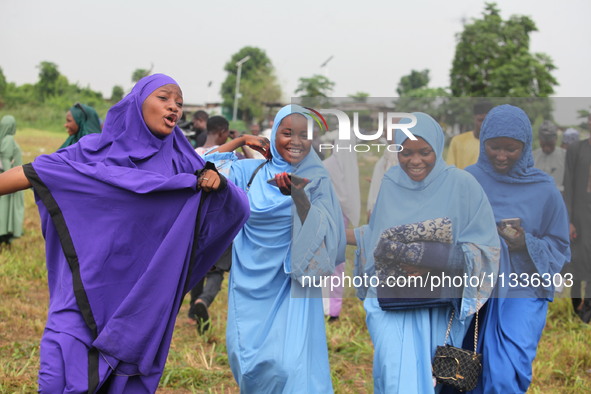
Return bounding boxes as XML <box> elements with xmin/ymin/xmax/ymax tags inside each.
<box><xmin>563</xmin><ymin>114</ymin><xmax>591</xmax><ymax>323</ymax></box>
<box><xmin>533</xmin><ymin>120</ymin><xmax>566</xmax><ymax>191</ymax></box>
<box><xmin>446</xmin><ymin>99</ymin><xmax>493</xmax><ymax>169</ymax></box>
<box><xmin>561</xmin><ymin>127</ymin><xmax>580</xmax><ymax>149</ymax></box>
<box><xmin>322</xmin><ymin>136</ymin><xmax>360</xmax><ymax>322</ymax></box>
<box><xmin>190</xmin><ymin>110</ymin><xmax>209</xmax><ymax>148</ymax></box>
<box><xmin>190</xmin><ymin>115</ymin><xmax>232</xmax><ymax>334</ymax></box>
<box><xmin>0</xmin><ymin>115</ymin><xmax>24</xmax><ymax>246</ymax></box>
<box><xmin>195</xmin><ymin>116</ymin><xmax>230</xmax><ymax>156</ymax></box>
<box><xmin>367</xmin><ymin>139</ymin><xmax>399</xmax><ymax>221</ymax></box>
<box><xmin>249</xmin><ymin>123</ymin><xmax>261</xmax><ymax>136</ymax></box>
<box><xmin>61</xmin><ymin>103</ymin><xmax>102</xmax><ymax>149</ymax></box>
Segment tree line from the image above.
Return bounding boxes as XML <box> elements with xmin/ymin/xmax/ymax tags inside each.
<box><xmin>1</xmin><ymin>3</ymin><xmax>584</xmax><ymax>132</ymax></box>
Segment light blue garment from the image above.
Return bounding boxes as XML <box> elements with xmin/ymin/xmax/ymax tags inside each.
<box><xmin>355</xmin><ymin>112</ymin><xmax>500</xmax><ymax>393</ymax></box>
<box><xmin>465</xmin><ymin>104</ymin><xmax>570</xmax><ymax>393</ymax></box>
<box><xmin>225</xmin><ymin>105</ymin><xmax>346</xmax><ymax>393</ymax></box>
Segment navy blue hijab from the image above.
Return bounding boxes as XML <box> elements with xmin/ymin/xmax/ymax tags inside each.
<box><xmin>475</xmin><ymin>104</ymin><xmax>552</xmax><ymax>184</ymax></box>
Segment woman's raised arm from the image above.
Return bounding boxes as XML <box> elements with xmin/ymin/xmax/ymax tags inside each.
<box><xmin>0</xmin><ymin>166</ymin><xmax>31</xmax><ymax>195</ymax></box>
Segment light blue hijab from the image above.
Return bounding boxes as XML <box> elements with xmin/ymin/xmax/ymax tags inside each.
<box><xmin>361</xmin><ymin>112</ymin><xmax>499</xmax><ymax>318</ymax></box>
<box><xmin>226</xmin><ymin>104</ymin><xmax>345</xmax><ymax>392</ymax></box>
<box><xmin>356</xmin><ymin>113</ymin><xmax>499</xmax><ymax>393</ymax></box>
<box><xmin>231</xmin><ymin>104</ymin><xmax>345</xmax><ymax>270</ymax></box>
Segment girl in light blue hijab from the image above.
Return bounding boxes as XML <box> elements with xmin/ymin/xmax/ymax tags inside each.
<box><xmin>352</xmin><ymin>112</ymin><xmax>499</xmax><ymax>393</ymax></box>
<box><xmin>213</xmin><ymin>105</ymin><xmax>346</xmax><ymax>393</ymax></box>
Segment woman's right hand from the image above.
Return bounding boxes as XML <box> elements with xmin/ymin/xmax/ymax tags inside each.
<box><xmin>570</xmin><ymin>223</ymin><xmax>577</xmax><ymax>241</ymax></box>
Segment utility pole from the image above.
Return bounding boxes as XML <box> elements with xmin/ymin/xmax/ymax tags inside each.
<box><xmin>233</xmin><ymin>55</ymin><xmax>251</xmax><ymax>121</ymax></box>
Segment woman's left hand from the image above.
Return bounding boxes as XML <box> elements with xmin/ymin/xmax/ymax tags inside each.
<box><xmin>498</xmin><ymin>224</ymin><xmax>526</xmax><ymax>251</ymax></box>
<box><xmin>198</xmin><ymin>169</ymin><xmax>221</xmax><ymax>192</ymax></box>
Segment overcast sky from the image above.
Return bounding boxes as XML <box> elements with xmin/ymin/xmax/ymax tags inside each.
<box><xmin>1</xmin><ymin>0</ymin><xmax>590</xmax><ymax>116</ymax></box>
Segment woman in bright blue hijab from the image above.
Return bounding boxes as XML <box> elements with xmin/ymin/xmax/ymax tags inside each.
<box><xmin>351</xmin><ymin>112</ymin><xmax>499</xmax><ymax>393</ymax></box>
<box><xmin>465</xmin><ymin>104</ymin><xmax>570</xmax><ymax>393</ymax></box>
<box><xmin>211</xmin><ymin>105</ymin><xmax>346</xmax><ymax>393</ymax></box>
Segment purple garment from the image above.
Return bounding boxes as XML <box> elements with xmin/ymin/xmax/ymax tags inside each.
<box><xmin>26</xmin><ymin>74</ymin><xmax>249</xmax><ymax>392</ymax></box>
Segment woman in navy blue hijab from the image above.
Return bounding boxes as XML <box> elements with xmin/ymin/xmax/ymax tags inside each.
<box><xmin>0</xmin><ymin>74</ymin><xmax>249</xmax><ymax>393</ymax></box>
<box><xmin>465</xmin><ymin>104</ymin><xmax>570</xmax><ymax>393</ymax></box>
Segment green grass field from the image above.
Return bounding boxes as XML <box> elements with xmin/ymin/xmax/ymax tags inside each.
<box><xmin>1</xmin><ymin>128</ymin><xmax>590</xmax><ymax>393</ymax></box>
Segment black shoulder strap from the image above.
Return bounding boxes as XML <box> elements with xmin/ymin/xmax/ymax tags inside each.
<box><xmin>246</xmin><ymin>160</ymin><xmax>269</xmax><ymax>191</ymax></box>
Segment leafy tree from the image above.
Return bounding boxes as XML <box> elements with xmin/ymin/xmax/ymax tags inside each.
<box><xmin>220</xmin><ymin>46</ymin><xmax>282</xmax><ymax>123</ymax></box>
<box><xmin>394</xmin><ymin>69</ymin><xmax>452</xmax><ymax>123</ymax></box>
<box><xmin>450</xmin><ymin>3</ymin><xmax>557</xmax><ymax>97</ymax></box>
<box><xmin>396</xmin><ymin>69</ymin><xmax>430</xmax><ymax>96</ymax></box>
<box><xmin>132</xmin><ymin>65</ymin><xmax>153</xmax><ymax>83</ymax></box>
<box><xmin>0</xmin><ymin>66</ymin><xmax>6</xmax><ymax>98</ymax></box>
<box><xmin>295</xmin><ymin>74</ymin><xmax>335</xmax><ymax>98</ymax></box>
<box><xmin>111</xmin><ymin>85</ymin><xmax>125</xmax><ymax>103</ymax></box>
<box><xmin>348</xmin><ymin>92</ymin><xmax>370</xmax><ymax>103</ymax></box>
<box><xmin>36</xmin><ymin>61</ymin><xmax>68</xmax><ymax>99</ymax></box>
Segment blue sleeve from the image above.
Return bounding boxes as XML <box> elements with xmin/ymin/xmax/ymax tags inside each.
<box><xmin>202</xmin><ymin>151</ymin><xmax>239</xmax><ymax>178</ymax></box>
<box><xmin>287</xmin><ymin>178</ymin><xmax>346</xmax><ymax>285</ymax></box>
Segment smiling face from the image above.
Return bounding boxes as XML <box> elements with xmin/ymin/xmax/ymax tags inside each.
<box><xmin>398</xmin><ymin>137</ymin><xmax>436</xmax><ymax>182</ymax></box>
<box><xmin>274</xmin><ymin>114</ymin><xmax>312</xmax><ymax>164</ymax></box>
<box><xmin>141</xmin><ymin>84</ymin><xmax>183</xmax><ymax>137</ymax></box>
<box><xmin>64</xmin><ymin>110</ymin><xmax>79</xmax><ymax>136</ymax></box>
<box><xmin>484</xmin><ymin>137</ymin><xmax>524</xmax><ymax>173</ymax></box>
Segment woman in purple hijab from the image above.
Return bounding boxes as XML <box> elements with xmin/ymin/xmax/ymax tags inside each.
<box><xmin>0</xmin><ymin>74</ymin><xmax>249</xmax><ymax>393</ymax></box>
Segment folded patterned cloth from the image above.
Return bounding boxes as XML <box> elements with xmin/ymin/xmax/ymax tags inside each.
<box><xmin>377</xmin><ymin>217</ymin><xmax>453</xmax><ymax>244</ymax></box>
<box><xmin>375</xmin><ymin>240</ymin><xmax>457</xmax><ymax>274</ymax></box>
<box><xmin>374</xmin><ymin>217</ymin><xmax>454</xmax><ymax>275</ymax></box>
<box><xmin>373</xmin><ymin>217</ymin><xmax>463</xmax><ymax>310</ymax></box>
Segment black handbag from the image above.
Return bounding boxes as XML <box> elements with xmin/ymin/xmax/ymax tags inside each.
<box><xmin>432</xmin><ymin>309</ymin><xmax>482</xmax><ymax>392</ymax></box>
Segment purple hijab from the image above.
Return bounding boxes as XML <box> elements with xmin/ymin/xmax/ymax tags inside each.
<box><xmin>24</xmin><ymin>74</ymin><xmax>249</xmax><ymax>391</ymax></box>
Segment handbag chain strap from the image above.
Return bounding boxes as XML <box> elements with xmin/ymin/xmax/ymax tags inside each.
<box><xmin>443</xmin><ymin>300</ymin><xmax>480</xmax><ymax>354</ymax></box>
<box><xmin>246</xmin><ymin>159</ymin><xmax>270</xmax><ymax>192</ymax></box>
